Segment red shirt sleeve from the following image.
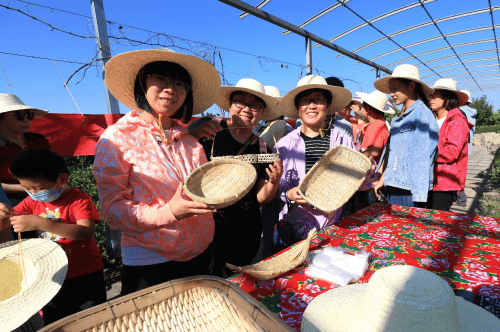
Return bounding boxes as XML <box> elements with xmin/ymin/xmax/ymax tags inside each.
<box><xmin>69</xmin><ymin>190</ymin><xmax>101</xmax><ymax>223</ymax></box>
<box><xmin>361</xmin><ymin>121</ymin><xmax>389</xmax><ymax>151</ymax></box>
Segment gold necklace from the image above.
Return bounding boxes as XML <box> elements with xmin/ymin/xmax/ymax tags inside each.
<box><xmin>435</xmin><ymin>109</ymin><xmax>446</xmax><ymax>120</ymax></box>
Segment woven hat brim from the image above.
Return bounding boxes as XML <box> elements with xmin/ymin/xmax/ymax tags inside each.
<box><xmin>279</xmin><ymin>85</ymin><xmax>352</xmax><ymax>120</ymax></box>
<box><xmin>374</xmin><ymin>76</ymin><xmax>434</xmax><ymax>99</ymax></box>
<box><xmin>356</xmin><ymin>92</ymin><xmax>395</xmax><ymax>114</ymax></box>
<box><xmin>432</xmin><ymin>87</ymin><xmax>470</xmax><ymax>107</ymax></box>
<box><xmin>0</xmin><ymin>239</ymin><xmax>68</xmax><ymax>331</ymax></box>
<box><xmin>215</xmin><ymin>86</ymin><xmax>280</xmax><ymax>121</ymax></box>
<box><xmin>301</xmin><ymin>284</ymin><xmax>500</xmax><ymax>332</ymax></box>
<box><xmin>0</xmin><ymin>105</ymin><xmax>48</xmax><ymax>118</ymax></box>
<box><xmin>105</xmin><ymin>49</ymin><xmax>221</xmax><ymax>115</ymax></box>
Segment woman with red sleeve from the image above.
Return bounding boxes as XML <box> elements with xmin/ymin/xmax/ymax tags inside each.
<box><xmin>427</xmin><ymin>79</ymin><xmax>472</xmax><ymax>211</ymax></box>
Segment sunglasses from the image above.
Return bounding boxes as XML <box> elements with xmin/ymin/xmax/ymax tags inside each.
<box><xmin>12</xmin><ymin>111</ymin><xmax>35</xmax><ymax>121</ymax></box>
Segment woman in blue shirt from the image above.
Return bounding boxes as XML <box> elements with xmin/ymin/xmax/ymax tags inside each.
<box><xmin>373</xmin><ymin>64</ymin><xmax>439</xmax><ymax>207</ymax></box>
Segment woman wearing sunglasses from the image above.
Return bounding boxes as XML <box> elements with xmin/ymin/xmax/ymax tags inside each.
<box><xmin>0</xmin><ymin>94</ymin><xmax>51</xmax><ymax>207</ymax></box>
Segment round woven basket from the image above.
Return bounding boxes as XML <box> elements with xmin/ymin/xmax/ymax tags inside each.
<box><xmin>227</xmin><ymin>228</ymin><xmax>317</xmax><ymax>280</ymax></box>
<box><xmin>184</xmin><ymin>158</ymin><xmax>257</xmax><ymax>209</ymax></box>
<box><xmin>299</xmin><ymin>145</ymin><xmax>371</xmax><ymax>214</ymax></box>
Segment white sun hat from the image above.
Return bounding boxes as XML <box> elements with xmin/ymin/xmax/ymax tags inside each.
<box><xmin>104</xmin><ymin>48</ymin><xmax>221</xmax><ymax>115</ymax></box>
<box><xmin>356</xmin><ymin>90</ymin><xmax>395</xmax><ymax>114</ymax></box>
<box><xmin>264</xmin><ymin>85</ymin><xmax>284</xmax><ymax>120</ymax></box>
<box><xmin>216</xmin><ymin>78</ymin><xmax>279</xmax><ymax>121</ymax></box>
<box><xmin>461</xmin><ymin>90</ymin><xmax>472</xmax><ymax>103</ymax></box>
<box><xmin>374</xmin><ymin>64</ymin><xmax>434</xmax><ymax>98</ymax></box>
<box><xmin>0</xmin><ymin>94</ymin><xmax>48</xmax><ymax>118</ymax></box>
<box><xmin>0</xmin><ymin>239</ymin><xmax>68</xmax><ymax>331</ymax></box>
<box><xmin>432</xmin><ymin>78</ymin><xmax>469</xmax><ymax>107</ymax></box>
<box><xmin>301</xmin><ymin>265</ymin><xmax>500</xmax><ymax>332</ymax></box>
<box><xmin>279</xmin><ymin>75</ymin><xmax>352</xmax><ymax>119</ymax></box>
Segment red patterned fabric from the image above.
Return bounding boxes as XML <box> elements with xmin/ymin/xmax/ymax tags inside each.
<box><xmin>228</xmin><ymin>203</ymin><xmax>500</xmax><ymax>331</ymax></box>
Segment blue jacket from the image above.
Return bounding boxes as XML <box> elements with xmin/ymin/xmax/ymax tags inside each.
<box><xmin>384</xmin><ymin>100</ymin><xmax>439</xmax><ymax>202</ymax></box>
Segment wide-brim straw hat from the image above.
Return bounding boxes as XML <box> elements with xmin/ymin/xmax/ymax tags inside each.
<box><xmin>0</xmin><ymin>93</ymin><xmax>48</xmax><ymax>118</ymax></box>
<box><xmin>280</xmin><ymin>75</ymin><xmax>352</xmax><ymax>120</ymax></box>
<box><xmin>356</xmin><ymin>91</ymin><xmax>395</xmax><ymax>114</ymax></box>
<box><xmin>0</xmin><ymin>239</ymin><xmax>68</xmax><ymax>331</ymax></box>
<box><xmin>104</xmin><ymin>48</ymin><xmax>221</xmax><ymax>115</ymax></box>
<box><xmin>431</xmin><ymin>78</ymin><xmax>469</xmax><ymax>107</ymax></box>
<box><xmin>301</xmin><ymin>265</ymin><xmax>500</xmax><ymax>332</ymax></box>
<box><xmin>374</xmin><ymin>64</ymin><xmax>434</xmax><ymax>98</ymax></box>
<box><xmin>184</xmin><ymin>158</ymin><xmax>257</xmax><ymax>209</ymax></box>
<box><xmin>216</xmin><ymin>78</ymin><xmax>279</xmax><ymax>121</ymax></box>
<box><xmin>461</xmin><ymin>89</ymin><xmax>472</xmax><ymax>103</ymax></box>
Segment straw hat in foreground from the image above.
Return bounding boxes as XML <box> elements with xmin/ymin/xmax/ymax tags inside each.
<box><xmin>279</xmin><ymin>75</ymin><xmax>352</xmax><ymax>120</ymax></box>
<box><xmin>0</xmin><ymin>239</ymin><xmax>68</xmax><ymax>331</ymax></box>
<box><xmin>431</xmin><ymin>78</ymin><xmax>469</xmax><ymax>107</ymax></box>
<box><xmin>301</xmin><ymin>264</ymin><xmax>500</xmax><ymax>332</ymax></box>
<box><xmin>356</xmin><ymin>90</ymin><xmax>395</xmax><ymax>114</ymax></box>
<box><xmin>461</xmin><ymin>89</ymin><xmax>472</xmax><ymax>104</ymax></box>
<box><xmin>104</xmin><ymin>48</ymin><xmax>221</xmax><ymax>115</ymax></box>
<box><xmin>374</xmin><ymin>64</ymin><xmax>434</xmax><ymax>98</ymax></box>
<box><xmin>0</xmin><ymin>93</ymin><xmax>48</xmax><ymax>118</ymax></box>
<box><xmin>216</xmin><ymin>78</ymin><xmax>279</xmax><ymax>121</ymax></box>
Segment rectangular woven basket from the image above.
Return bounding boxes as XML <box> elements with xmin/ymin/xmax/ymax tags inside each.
<box><xmin>299</xmin><ymin>145</ymin><xmax>372</xmax><ymax>213</ymax></box>
<box><xmin>40</xmin><ymin>276</ymin><xmax>292</xmax><ymax>332</ymax></box>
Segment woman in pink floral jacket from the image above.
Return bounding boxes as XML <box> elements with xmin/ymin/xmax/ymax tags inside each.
<box><xmin>93</xmin><ymin>49</ymin><xmax>221</xmax><ymax>295</ymax></box>
<box><xmin>427</xmin><ymin>79</ymin><xmax>472</xmax><ymax>211</ymax></box>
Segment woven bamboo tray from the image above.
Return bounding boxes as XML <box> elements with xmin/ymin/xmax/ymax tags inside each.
<box><xmin>298</xmin><ymin>145</ymin><xmax>371</xmax><ymax>213</ymax></box>
<box><xmin>226</xmin><ymin>228</ymin><xmax>317</xmax><ymax>280</ymax></box>
<box><xmin>211</xmin><ymin>153</ymin><xmax>280</xmax><ymax>164</ymax></box>
<box><xmin>40</xmin><ymin>276</ymin><xmax>293</xmax><ymax>332</ymax></box>
<box><xmin>184</xmin><ymin>158</ymin><xmax>257</xmax><ymax>209</ymax></box>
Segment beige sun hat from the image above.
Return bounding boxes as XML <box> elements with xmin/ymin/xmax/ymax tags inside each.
<box><xmin>264</xmin><ymin>85</ymin><xmax>283</xmax><ymax>120</ymax></box>
<box><xmin>215</xmin><ymin>78</ymin><xmax>279</xmax><ymax>121</ymax></box>
<box><xmin>301</xmin><ymin>265</ymin><xmax>500</xmax><ymax>332</ymax></box>
<box><xmin>432</xmin><ymin>78</ymin><xmax>469</xmax><ymax>107</ymax></box>
<box><xmin>461</xmin><ymin>89</ymin><xmax>472</xmax><ymax>103</ymax></box>
<box><xmin>0</xmin><ymin>239</ymin><xmax>68</xmax><ymax>331</ymax></box>
<box><xmin>104</xmin><ymin>48</ymin><xmax>221</xmax><ymax>115</ymax></box>
<box><xmin>374</xmin><ymin>64</ymin><xmax>434</xmax><ymax>98</ymax></box>
<box><xmin>279</xmin><ymin>75</ymin><xmax>352</xmax><ymax>120</ymax></box>
<box><xmin>0</xmin><ymin>94</ymin><xmax>48</xmax><ymax>118</ymax></box>
<box><xmin>356</xmin><ymin>90</ymin><xmax>395</xmax><ymax>114</ymax></box>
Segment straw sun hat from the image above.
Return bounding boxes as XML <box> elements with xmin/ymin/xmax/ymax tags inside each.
<box><xmin>0</xmin><ymin>239</ymin><xmax>68</xmax><ymax>331</ymax></box>
<box><xmin>430</xmin><ymin>78</ymin><xmax>469</xmax><ymax>107</ymax></box>
<box><xmin>374</xmin><ymin>64</ymin><xmax>434</xmax><ymax>98</ymax></box>
<box><xmin>104</xmin><ymin>48</ymin><xmax>221</xmax><ymax>115</ymax></box>
<box><xmin>216</xmin><ymin>78</ymin><xmax>279</xmax><ymax>121</ymax></box>
<box><xmin>0</xmin><ymin>93</ymin><xmax>48</xmax><ymax>118</ymax></box>
<box><xmin>461</xmin><ymin>89</ymin><xmax>472</xmax><ymax>103</ymax></box>
<box><xmin>356</xmin><ymin>90</ymin><xmax>395</xmax><ymax>114</ymax></box>
<box><xmin>280</xmin><ymin>75</ymin><xmax>352</xmax><ymax>120</ymax></box>
<box><xmin>301</xmin><ymin>265</ymin><xmax>500</xmax><ymax>332</ymax></box>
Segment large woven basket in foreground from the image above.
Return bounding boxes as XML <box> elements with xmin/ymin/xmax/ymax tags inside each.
<box><xmin>227</xmin><ymin>228</ymin><xmax>317</xmax><ymax>280</ymax></box>
<box><xmin>299</xmin><ymin>145</ymin><xmax>371</xmax><ymax>213</ymax></box>
<box><xmin>184</xmin><ymin>158</ymin><xmax>257</xmax><ymax>209</ymax></box>
<box><xmin>40</xmin><ymin>276</ymin><xmax>293</xmax><ymax>332</ymax></box>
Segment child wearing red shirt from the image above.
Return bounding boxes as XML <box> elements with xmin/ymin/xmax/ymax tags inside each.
<box><xmin>0</xmin><ymin>148</ymin><xmax>105</xmax><ymax>326</ymax></box>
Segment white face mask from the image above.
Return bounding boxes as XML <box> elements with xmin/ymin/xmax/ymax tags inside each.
<box><xmin>26</xmin><ymin>185</ymin><xmax>64</xmax><ymax>203</ymax></box>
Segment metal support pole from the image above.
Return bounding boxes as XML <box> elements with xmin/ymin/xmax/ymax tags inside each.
<box><xmin>376</xmin><ymin>68</ymin><xmax>380</xmax><ymax>79</ymax></box>
<box><xmin>306</xmin><ymin>37</ymin><xmax>312</xmax><ymax>75</ymax></box>
<box><xmin>90</xmin><ymin>0</ymin><xmax>120</xmax><ymax>114</ymax></box>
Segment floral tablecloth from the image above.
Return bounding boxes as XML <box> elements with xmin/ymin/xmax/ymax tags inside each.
<box><xmin>227</xmin><ymin>203</ymin><xmax>500</xmax><ymax>331</ymax></box>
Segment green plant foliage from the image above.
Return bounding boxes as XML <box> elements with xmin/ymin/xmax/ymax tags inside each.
<box><xmin>474</xmin><ymin>95</ymin><xmax>495</xmax><ymax>127</ymax></box>
<box><xmin>475</xmin><ymin>125</ymin><xmax>500</xmax><ymax>134</ymax></box>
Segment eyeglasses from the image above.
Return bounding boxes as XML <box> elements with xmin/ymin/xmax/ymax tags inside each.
<box><xmin>232</xmin><ymin>100</ymin><xmax>263</xmax><ymax>112</ymax></box>
<box><xmin>146</xmin><ymin>75</ymin><xmax>190</xmax><ymax>94</ymax></box>
<box><xmin>298</xmin><ymin>97</ymin><xmax>327</xmax><ymax>107</ymax></box>
<box><xmin>11</xmin><ymin>111</ymin><xmax>35</xmax><ymax>121</ymax></box>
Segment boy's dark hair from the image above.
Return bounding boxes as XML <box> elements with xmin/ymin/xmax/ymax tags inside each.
<box><xmin>134</xmin><ymin>61</ymin><xmax>194</xmax><ymax>124</ymax></box>
<box><xmin>10</xmin><ymin>148</ymin><xmax>69</xmax><ymax>182</ymax></box>
<box><xmin>325</xmin><ymin>76</ymin><xmax>344</xmax><ymax>88</ymax></box>
<box><xmin>294</xmin><ymin>88</ymin><xmax>333</xmax><ymax>109</ymax></box>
